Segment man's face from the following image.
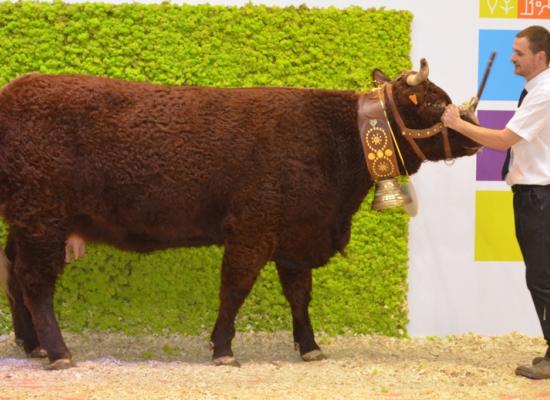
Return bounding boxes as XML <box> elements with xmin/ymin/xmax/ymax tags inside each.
<box><xmin>510</xmin><ymin>36</ymin><xmax>545</xmax><ymax>80</ymax></box>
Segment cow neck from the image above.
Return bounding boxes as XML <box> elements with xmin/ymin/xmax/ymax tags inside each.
<box><xmin>357</xmin><ymin>87</ymin><xmax>406</xmax><ymax>181</ymax></box>
<box><xmin>384</xmin><ymin>83</ymin><xmax>452</xmax><ymax>162</ymax></box>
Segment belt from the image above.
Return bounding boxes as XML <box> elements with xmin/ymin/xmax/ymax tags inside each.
<box><xmin>512</xmin><ymin>184</ymin><xmax>550</xmax><ymax>193</ymax></box>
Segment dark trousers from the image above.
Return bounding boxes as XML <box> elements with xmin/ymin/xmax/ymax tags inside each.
<box><xmin>513</xmin><ymin>184</ymin><xmax>550</xmax><ymax>353</ymax></box>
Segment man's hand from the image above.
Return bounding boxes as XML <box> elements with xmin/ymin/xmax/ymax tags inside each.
<box><xmin>441</xmin><ymin>104</ymin><xmax>464</xmax><ymax>130</ymax></box>
<box><xmin>459</xmin><ymin>96</ymin><xmax>480</xmax><ymax>125</ymax></box>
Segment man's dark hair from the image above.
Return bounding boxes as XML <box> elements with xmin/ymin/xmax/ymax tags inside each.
<box><xmin>517</xmin><ymin>25</ymin><xmax>550</xmax><ymax>64</ymax></box>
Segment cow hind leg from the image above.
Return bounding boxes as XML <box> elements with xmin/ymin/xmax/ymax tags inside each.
<box><xmin>12</xmin><ymin>234</ymin><xmax>73</xmax><ymax>369</ymax></box>
<box><xmin>275</xmin><ymin>264</ymin><xmax>326</xmax><ymax>362</ymax></box>
<box><xmin>3</xmin><ymin>234</ymin><xmax>46</xmax><ymax>358</ymax></box>
<box><xmin>210</xmin><ymin>234</ymin><xmax>275</xmax><ymax>367</ymax></box>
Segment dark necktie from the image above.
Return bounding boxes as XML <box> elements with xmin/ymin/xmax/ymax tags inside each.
<box><xmin>501</xmin><ymin>88</ymin><xmax>528</xmax><ymax>179</ymax></box>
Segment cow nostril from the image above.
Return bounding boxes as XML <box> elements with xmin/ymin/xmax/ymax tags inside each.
<box><xmin>425</xmin><ymin>102</ymin><xmax>445</xmax><ymax>111</ymax></box>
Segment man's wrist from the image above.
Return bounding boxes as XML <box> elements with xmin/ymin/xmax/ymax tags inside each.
<box><xmin>456</xmin><ymin>118</ymin><xmax>471</xmax><ymax>134</ymax></box>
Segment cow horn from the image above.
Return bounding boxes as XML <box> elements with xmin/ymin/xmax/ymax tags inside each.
<box><xmin>406</xmin><ymin>58</ymin><xmax>429</xmax><ymax>86</ymax></box>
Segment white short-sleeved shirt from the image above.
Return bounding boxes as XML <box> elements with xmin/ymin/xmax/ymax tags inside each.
<box><xmin>505</xmin><ymin>67</ymin><xmax>550</xmax><ymax>185</ymax></box>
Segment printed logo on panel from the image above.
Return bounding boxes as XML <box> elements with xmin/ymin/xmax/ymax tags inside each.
<box><xmin>481</xmin><ymin>0</ymin><xmax>550</xmax><ymax>18</ymax></box>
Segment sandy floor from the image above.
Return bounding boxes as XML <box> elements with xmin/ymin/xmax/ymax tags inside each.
<box><xmin>1</xmin><ymin>331</ymin><xmax>550</xmax><ymax>399</ymax></box>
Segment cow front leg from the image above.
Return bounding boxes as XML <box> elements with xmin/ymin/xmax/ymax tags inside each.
<box><xmin>210</xmin><ymin>235</ymin><xmax>274</xmax><ymax>367</ymax></box>
<box><xmin>276</xmin><ymin>264</ymin><xmax>326</xmax><ymax>361</ymax></box>
<box><xmin>4</xmin><ymin>234</ymin><xmax>46</xmax><ymax>358</ymax></box>
<box><xmin>14</xmin><ymin>236</ymin><xmax>73</xmax><ymax>369</ymax></box>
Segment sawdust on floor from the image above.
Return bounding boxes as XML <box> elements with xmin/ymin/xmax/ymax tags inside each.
<box><xmin>1</xmin><ymin>331</ymin><xmax>549</xmax><ymax>400</ymax></box>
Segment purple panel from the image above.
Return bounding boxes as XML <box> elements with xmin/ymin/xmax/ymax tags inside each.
<box><xmin>478</xmin><ymin>110</ymin><xmax>515</xmax><ymax>129</ymax></box>
<box><xmin>476</xmin><ymin>110</ymin><xmax>515</xmax><ymax>181</ymax></box>
<box><xmin>476</xmin><ymin>148</ymin><xmax>507</xmax><ymax>181</ymax></box>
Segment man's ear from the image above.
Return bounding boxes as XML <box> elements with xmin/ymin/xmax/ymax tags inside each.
<box><xmin>536</xmin><ymin>50</ymin><xmax>549</xmax><ymax>67</ymax></box>
<box><xmin>372</xmin><ymin>69</ymin><xmax>390</xmax><ymax>85</ymax></box>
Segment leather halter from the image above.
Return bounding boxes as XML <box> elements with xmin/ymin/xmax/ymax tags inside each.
<box><xmin>384</xmin><ymin>83</ymin><xmax>452</xmax><ymax>162</ymax></box>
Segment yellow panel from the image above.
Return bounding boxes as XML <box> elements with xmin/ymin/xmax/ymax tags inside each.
<box><xmin>479</xmin><ymin>0</ymin><xmax>518</xmax><ymax>18</ymax></box>
<box><xmin>475</xmin><ymin>190</ymin><xmax>523</xmax><ymax>261</ymax></box>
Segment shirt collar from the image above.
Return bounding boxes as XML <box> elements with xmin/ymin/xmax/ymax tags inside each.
<box><xmin>525</xmin><ymin>67</ymin><xmax>550</xmax><ymax>92</ymax></box>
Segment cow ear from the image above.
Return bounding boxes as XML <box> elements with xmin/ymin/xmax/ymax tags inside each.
<box><xmin>372</xmin><ymin>69</ymin><xmax>389</xmax><ymax>85</ymax></box>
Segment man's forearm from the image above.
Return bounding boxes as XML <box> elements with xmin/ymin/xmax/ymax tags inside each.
<box><xmin>454</xmin><ymin>119</ymin><xmax>515</xmax><ymax>150</ymax></box>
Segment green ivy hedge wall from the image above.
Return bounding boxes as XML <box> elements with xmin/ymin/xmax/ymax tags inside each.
<box><xmin>0</xmin><ymin>2</ymin><xmax>412</xmax><ymax>337</ymax></box>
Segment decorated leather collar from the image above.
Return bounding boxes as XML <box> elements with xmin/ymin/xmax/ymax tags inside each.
<box><xmin>357</xmin><ymin>85</ymin><xmax>402</xmax><ymax>181</ymax></box>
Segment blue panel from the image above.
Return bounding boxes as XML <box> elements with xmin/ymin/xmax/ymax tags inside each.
<box><xmin>478</xmin><ymin>29</ymin><xmax>525</xmax><ymax>101</ymax></box>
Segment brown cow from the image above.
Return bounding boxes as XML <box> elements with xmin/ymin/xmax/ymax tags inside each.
<box><xmin>0</xmin><ymin>60</ymin><xmax>480</xmax><ymax>369</ymax></box>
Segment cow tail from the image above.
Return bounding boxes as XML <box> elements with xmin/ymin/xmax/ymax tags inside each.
<box><xmin>0</xmin><ymin>247</ymin><xmax>9</xmax><ymax>297</ymax></box>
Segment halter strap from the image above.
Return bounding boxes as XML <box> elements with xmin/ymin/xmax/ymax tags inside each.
<box><xmin>385</xmin><ymin>84</ymin><xmax>452</xmax><ymax>161</ymax></box>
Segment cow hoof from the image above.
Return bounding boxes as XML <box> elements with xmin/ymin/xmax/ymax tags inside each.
<box><xmin>45</xmin><ymin>358</ymin><xmax>75</xmax><ymax>370</ymax></box>
<box><xmin>29</xmin><ymin>347</ymin><xmax>48</xmax><ymax>358</ymax></box>
<box><xmin>301</xmin><ymin>350</ymin><xmax>327</xmax><ymax>362</ymax></box>
<box><xmin>212</xmin><ymin>356</ymin><xmax>241</xmax><ymax>367</ymax></box>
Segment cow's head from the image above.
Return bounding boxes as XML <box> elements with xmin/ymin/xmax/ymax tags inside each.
<box><xmin>372</xmin><ymin>59</ymin><xmax>481</xmax><ymax>175</ymax></box>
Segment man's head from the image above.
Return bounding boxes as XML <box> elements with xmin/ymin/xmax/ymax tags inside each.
<box><xmin>511</xmin><ymin>25</ymin><xmax>550</xmax><ymax>80</ymax></box>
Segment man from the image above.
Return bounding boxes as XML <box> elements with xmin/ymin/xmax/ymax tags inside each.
<box><xmin>442</xmin><ymin>25</ymin><xmax>550</xmax><ymax>379</ymax></box>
